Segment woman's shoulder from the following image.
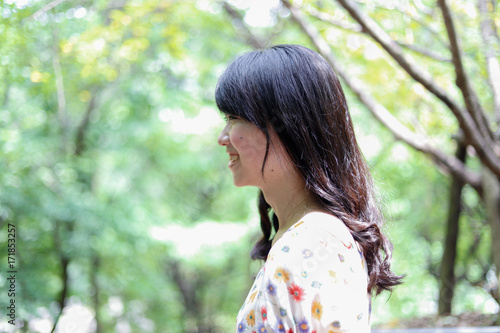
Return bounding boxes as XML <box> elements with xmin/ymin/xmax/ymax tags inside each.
<box><xmin>280</xmin><ymin>211</ymin><xmax>355</xmax><ymax>247</ymax></box>
<box><xmin>266</xmin><ymin>211</ymin><xmax>362</xmax><ymax>266</ymax></box>
<box><xmin>251</xmin><ymin>213</ymin><xmax>371</xmax><ymax>332</ymax></box>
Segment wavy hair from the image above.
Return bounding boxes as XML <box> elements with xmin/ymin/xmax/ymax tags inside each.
<box><xmin>215</xmin><ymin>44</ymin><xmax>403</xmax><ymax>295</ymax></box>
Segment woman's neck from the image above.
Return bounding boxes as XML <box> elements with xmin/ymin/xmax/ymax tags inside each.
<box><xmin>261</xmin><ymin>180</ymin><xmax>324</xmax><ymax>246</ymax></box>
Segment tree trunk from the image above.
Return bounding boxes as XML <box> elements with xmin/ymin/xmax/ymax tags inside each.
<box><xmin>51</xmin><ymin>255</ymin><xmax>69</xmax><ymax>333</ymax></box>
<box><xmin>482</xmin><ymin>167</ymin><xmax>500</xmax><ymax>325</ymax></box>
<box><xmin>166</xmin><ymin>259</ymin><xmax>201</xmax><ymax>333</ymax></box>
<box><xmin>51</xmin><ymin>221</ymin><xmax>70</xmax><ymax>333</ymax></box>
<box><xmin>91</xmin><ymin>254</ymin><xmax>101</xmax><ymax>333</ymax></box>
<box><xmin>438</xmin><ymin>143</ymin><xmax>467</xmax><ymax>315</ymax></box>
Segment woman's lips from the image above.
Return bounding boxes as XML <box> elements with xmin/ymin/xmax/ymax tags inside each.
<box><xmin>228</xmin><ymin>154</ymin><xmax>240</xmax><ymax>168</ymax></box>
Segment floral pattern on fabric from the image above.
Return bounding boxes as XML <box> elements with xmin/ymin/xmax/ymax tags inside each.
<box><xmin>235</xmin><ymin>212</ymin><xmax>371</xmax><ymax>333</ymax></box>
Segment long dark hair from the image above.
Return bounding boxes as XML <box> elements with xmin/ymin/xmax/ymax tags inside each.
<box><xmin>215</xmin><ymin>44</ymin><xmax>402</xmax><ymax>295</ymax></box>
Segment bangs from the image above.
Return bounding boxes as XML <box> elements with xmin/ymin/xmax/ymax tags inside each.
<box><xmin>215</xmin><ymin>51</ymin><xmax>264</xmax><ymax>124</ymax></box>
<box><xmin>214</xmin><ymin>77</ymin><xmax>248</xmax><ymax>119</ymax></box>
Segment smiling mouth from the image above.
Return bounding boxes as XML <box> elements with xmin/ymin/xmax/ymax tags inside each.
<box><xmin>228</xmin><ymin>154</ymin><xmax>240</xmax><ymax>168</ymax></box>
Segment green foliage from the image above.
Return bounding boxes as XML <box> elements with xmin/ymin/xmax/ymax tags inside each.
<box><xmin>0</xmin><ymin>1</ymin><xmax>253</xmax><ymax>331</ymax></box>
<box><xmin>0</xmin><ymin>0</ymin><xmax>497</xmax><ymax>332</ymax></box>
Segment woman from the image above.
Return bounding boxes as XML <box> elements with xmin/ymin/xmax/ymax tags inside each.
<box><xmin>216</xmin><ymin>45</ymin><xmax>402</xmax><ymax>333</ymax></box>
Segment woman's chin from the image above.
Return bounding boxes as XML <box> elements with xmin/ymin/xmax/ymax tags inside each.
<box><xmin>232</xmin><ymin>180</ymin><xmax>247</xmax><ymax>187</ymax></box>
<box><xmin>232</xmin><ymin>176</ymin><xmax>251</xmax><ymax>188</ymax></box>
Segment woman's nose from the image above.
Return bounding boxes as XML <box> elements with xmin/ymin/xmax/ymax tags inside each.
<box><xmin>217</xmin><ymin>126</ymin><xmax>229</xmax><ymax>146</ymax></box>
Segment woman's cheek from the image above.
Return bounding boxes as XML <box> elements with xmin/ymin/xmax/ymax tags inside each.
<box><xmin>238</xmin><ymin>134</ymin><xmax>267</xmax><ymax>156</ymax></box>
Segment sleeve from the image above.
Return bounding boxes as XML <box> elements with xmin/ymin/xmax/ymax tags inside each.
<box><xmin>257</xmin><ymin>222</ymin><xmax>371</xmax><ymax>333</ymax></box>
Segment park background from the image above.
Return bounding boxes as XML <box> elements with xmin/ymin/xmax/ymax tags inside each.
<box><xmin>1</xmin><ymin>0</ymin><xmax>500</xmax><ymax>332</ymax></box>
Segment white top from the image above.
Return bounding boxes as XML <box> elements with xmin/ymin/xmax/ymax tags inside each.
<box><xmin>236</xmin><ymin>212</ymin><xmax>371</xmax><ymax>333</ymax></box>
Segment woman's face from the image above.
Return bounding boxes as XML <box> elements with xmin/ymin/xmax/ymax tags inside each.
<box><xmin>217</xmin><ymin>115</ymin><xmax>289</xmax><ymax>188</ymax></box>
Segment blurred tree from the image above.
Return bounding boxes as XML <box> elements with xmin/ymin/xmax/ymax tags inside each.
<box><xmin>0</xmin><ymin>0</ymin><xmax>254</xmax><ymax>332</ymax></box>
<box><xmin>438</xmin><ymin>141</ymin><xmax>467</xmax><ymax>315</ymax></box>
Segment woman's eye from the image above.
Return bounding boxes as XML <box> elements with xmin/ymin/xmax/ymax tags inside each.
<box><xmin>225</xmin><ymin>115</ymin><xmax>239</xmax><ymax>121</ymax></box>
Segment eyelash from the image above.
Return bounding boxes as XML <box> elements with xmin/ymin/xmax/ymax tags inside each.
<box><xmin>225</xmin><ymin>115</ymin><xmax>239</xmax><ymax>121</ymax></box>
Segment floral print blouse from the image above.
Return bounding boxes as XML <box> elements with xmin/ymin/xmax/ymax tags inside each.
<box><xmin>236</xmin><ymin>212</ymin><xmax>371</xmax><ymax>333</ymax></box>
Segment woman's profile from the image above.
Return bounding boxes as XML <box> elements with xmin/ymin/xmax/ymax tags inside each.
<box><xmin>216</xmin><ymin>44</ymin><xmax>402</xmax><ymax>333</ymax></box>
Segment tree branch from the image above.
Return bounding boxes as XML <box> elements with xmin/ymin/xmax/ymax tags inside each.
<box><xmin>282</xmin><ymin>0</ymin><xmax>482</xmax><ymax>193</ymax></box>
<box><xmin>2</xmin><ymin>85</ymin><xmax>9</xmax><ymax>108</ymax></box>
<box><xmin>478</xmin><ymin>0</ymin><xmax>500</xmax><ymax>136</ymax></box>
<box><xmin>91</xmin><ymin>254</ymin><xmax>101</xmax><ymax>333</ymax></box>
<box><xmin>413</xmin><ymin>0</ymin><xmax>435</xmax><ymax>16</ymax></box>
<box><xmin>307</xmin><ymin>7</ymin><xmax>451</xmax><ymax>62</ymax></box>
<box><xmin>165</xmin><ymin>259</ymin><xmax>201</xmax><ymax>322</ymax></box>
<box><xmin>438</xmin><ymin>142</ymin><xmax>466</xmax><ymax>315</ymax></box>
<box><xmin>488</xmin><ymin>0</ymin><xmax>500</xmax><ymax>46</ymax></box>
<box><xmin>405</xmin><ymin>14</ymin><xmax>450</xmax><ymax>51</ymax></box>
<box><xmin>74</xmin><ymin>92</ymin><xmax>97</xmax><ymax>156</ymax></box>
<box><xmin>398</xmin><ymin>42</ymin><xmax>451</xmax><ymax>63</ymax></box>
<box><xmin>334</xmin><ymin>0</ymin><xmax>500</xmax><ymax>178</ymax></box>
<box><xmin>438</xmin><ymin>0</ymin><xmax>494</xmax><ymax>142</ymax></box>
<box><xmin>222</xmin><ymin>2</ymin><xmax>267</xmax><ymax>49</ymax></box>
<box><xmin>306</xmin><ymin>7</ymin><xmax>362</xmax><ymax>32</ymax></box>
<box><xmin>32</xmin><ymin>0</ymin><xmax>70</xmax><ymax>20</ymax></box>
<box><xmin>334</xmin><ymin>0</ymin><xmax>456</xmax><ymax>109</ymax></box>
<box><xmin>52</xmin><ymin>24</ymin><xmax>69</xmax><ymax>144</ymax></box>
<box><xmin>51</xmin><ymin>220</ymin><xmax>70</xmax><ymax>333</ymax></box>
<box><xmin>353</xmin><ymin>1</ymin><xmax>450</xmax><ymax>49</ymax></box>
